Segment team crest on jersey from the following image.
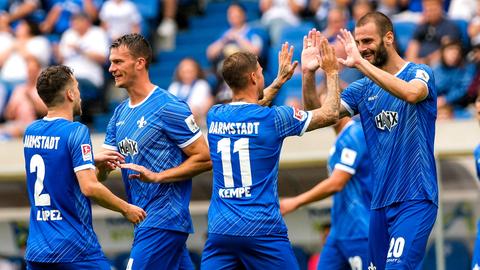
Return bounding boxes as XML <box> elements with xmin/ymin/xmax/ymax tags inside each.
<box><xmin>81</xmin><ymin>144</ymin><xmax>92</xmax><ymax>161</ymax></box>
<box><xmin>185</xmin><ymin>114</ymin><xmax>200</xmax><ymax>133</ymax></box>
<box><xmin>374</xmin><ymin>110</ymin><xmax>398</xmax><ymax>131</ymax></box>
<box><xmin>137</xmin><ymin>116</ymin><xmax>147</xmax><ymax>128</ymax></box>
<box><xmin>118</xmin><ymin>138</ymin><xmax>138</xmax><ymax>157</ymax></box>
<box><xmin>293</xmin><ymin>107</ymin><xmax>307</xmax><ymax>121</ymax></box>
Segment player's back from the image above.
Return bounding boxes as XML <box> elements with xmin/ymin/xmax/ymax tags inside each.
<box><xmin>207</xmin><ymin>102</ymin><xmax>311</xmax><ymax>236</ymax></box>
<box><xmin>23</xmin><ymin>118</ymin><xmax>104</xmax><ymax>263</ymax></box>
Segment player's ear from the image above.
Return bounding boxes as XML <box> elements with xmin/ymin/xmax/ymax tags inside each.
<box><xmin>135</xmin><ymin>57</ymin><xmax>146</xmax><ymax>70</ymax></box>
<box><xmin>250</xmin><ymin>71</ymin><xmax>257</xmax><ymax>85</ymax></box>
<box><xmin>384</xmin><ymin>31</ymin><xmax>394</xmax><ymax>47</ymax></box>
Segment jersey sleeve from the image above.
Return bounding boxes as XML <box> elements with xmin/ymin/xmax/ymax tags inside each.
<box><xmin>103</xmin><ymin>108</ymin><xmax>118</xmax><ymax>151</ymax></box>
<box><xmin>341</xmin><ymin>78</ymin><xmax>365</xmax><ymax>116</ymax></box>
<box><xmin>273</xmin><ymin>106</ymin><xmax>312</xmax><ymax>138</ymax></box>
<box><xmin>475</xmin><ymin>146</ymin><xmax>480</xmax><ymax>180</ymax></box>
<box><xmin>162</xmin><ymin>100</ymin><xmax>203</xmax><ymax>148</ymax></box>
<box><xmin>408</xmin><ymin>64</ymin><xmax>435</xmax><ymax>99</ymax></box>
<box><xmin>333</xmin><ymin>127</ymin><xmax>368</xmax><ymax>175</ymax></box>
<box><xmin>68</xmin><ymin>124</ymin><xmax>96</xmax><ymax>172</ymax></box>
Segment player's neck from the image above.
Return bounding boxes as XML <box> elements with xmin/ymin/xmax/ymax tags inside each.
<box><xmin>126</xmin><ymin>80</ymin><xmax>156</xmax><ymax>105</ymax></box>
<box><xmin>382</xmin><ymin>53</ymin><xmax>407</xmax><ymax>75</ymax></box>
<box><xmin>45</xmin><ymin>108</ymin><xmax>73</xmax><ymax>121</ymax></box>
<box><xmin>231</xmin><ymin>88</ymin><xmax>258</xmax><ymax>104</ymax></box>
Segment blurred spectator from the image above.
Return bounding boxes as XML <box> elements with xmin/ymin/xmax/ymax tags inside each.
<box><xmin>99</xmin><ymin>0</ymin><xmax>141</xmax><ymax>41</ymax></box>
<box><xmin>469</xmin><ymin>1</ymin><xmax>480</xmax><ymax>47</ymax></box>
<box><xmin>0</xmin><ymin>19</ymin><xmax>50</xmax><ymax>89</ymax></box>
<box><xmin>0</xmin><ymin>0</ymin><xmax>44</xmax><ymax>25</ymax></box>
<box><xmin>168</xmin><ymin>58</ymin><xmax>213</xmax><ymax>126</ymax></box>
<box><xmin>0</xmin><ymin>57</ymin><xmax>46</xmax><ymax>139</ymax></box>
<box><xmin>377</xmin><ymin>0</ymin><xmax>400</xmax><ymax>17</ymax></box>
<box><xmin>405</xmin><ymin>0</ymin><xmax>461</xmax><ymax>65</ymax></box>
<box><xmin>40</xmin><ymin>0</ymin><xmax>103</xmax><ymax>34</ymax></box>
<box><xmin>352</xmin><ymin>0</ymin><xmax>374</xmax><ymax>25</ymax></box>
<box><xmin>309</xmin><ymin>0</ymin><xmax>352</xmax><ymax>30</ymax></box>
<box><xmin>207</xmin><ymin>3</ymin><xmax>263</xmax><ymax>72</ymax></box>
<box><xmin>57</xmin><ymin>12</ymin><xmax>108</xmax><ymax>123</ymax></box>
<box><xmin>448</xmin><ymin>0</ymin><xmax>477</xmax><ymax>21</ymax></box>
<box><xmin>433</xmin><ymin>40</ymin><xmax>475</xmax><ymax>119</ymax></box>
<box><xmin>322</xmin><ymin>7</ymin><xmax>347</xmax><ymax>42</ymax></box>
<box><xmin>260</xmin><ymin>0</ymin><xmax>306</xmax><ymax>44</ymax></box>
<box><xmin>156</xmin><ymin>0</ymin><xmax>178</xmax><ymax>50</ymax></box>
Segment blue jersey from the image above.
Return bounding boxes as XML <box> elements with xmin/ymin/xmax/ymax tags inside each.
<box><xmin>474</xmin><ymin>144</ymin><xmax>480</xmax><ymax>179</ymax></box>
<box><xmin>341</xmin><ymin>62</ymin><xmax>438</xmax><ymax>209</ymax></box>
<box><xmin>328</xmin><ymin>119</ymin><xmax>372</xmax><ymax>240</ymax></box>
<box><xmin>104</xmin><ymin>87</ymin><xmax>201</xmax><ymax>233</ymax></box>
<box><xmin>206</xmin><ymin>102</ymin><xmax>312</xmax><ymax>236</ymax></box>
<box><xmin>24</xmin><ymin>117</ymin><xmax>104</xmax><ymax>263</ymax></box>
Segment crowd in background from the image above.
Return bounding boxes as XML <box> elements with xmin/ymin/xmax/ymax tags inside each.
<box><xmin>0</xmin><ymin>0</ymin><xmax>479</xmax><ymax>140</ymax></box>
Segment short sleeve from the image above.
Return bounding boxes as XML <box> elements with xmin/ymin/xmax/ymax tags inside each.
<box><xmin>273</xmin><ymin>106</ymin><xmax>312</xmax><ymax>138</ymax></box>
<box><xmin>68</xmin><ymin>124</ymin><xmax>96</xmax><ymax>172</ymax></box>
<box><xmin>162</xmin><ymin>100</ymin><xmax>203</xmax><ymax>148</ymax></box>
<box><xmin>341</xmin><ymin>78</ymin><xmax>365</xmax><ymax>116</ymax></box>
<box><xmin>408</xmin><ymin>64</ymin><xmax>435</xmax><ymax>99</ymax></box>
<box><xmin>333</xmin><ymin>128</ymin><xmax>368</xmax><ymax>175</ymax></box>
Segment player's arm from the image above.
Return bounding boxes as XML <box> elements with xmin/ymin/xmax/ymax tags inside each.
<box><xmin>338</xmin><ymin>29</ymin><xmax>428</xmax><ymax>103</ymax></box>
<box><xmin>120</xmin><ymin>136</ymin><xmax>212</xmax><ymax>183</ymax></box>
<box><xmin>76</xmin><ymin>169</ymin><xmax>146</xmax><ymax>223</ymax></box>
<box><xmin>94</xmin><ymin>150</ymin><xmax>125</xmax><ymax>182</ymax></box>
<box><xmin>280</xmin><ymin>169</ymin><xmax>352</xmax><ymax>215</ymax></box>
<box><xmin>258</xmin><ymin>42</ymin><xmax>298</xmax><ymax>106</ymax></box>
<box><xmin>302</xmin><ymin>30</ymin><xmax>340</xmax><ymax>131</ymax></box>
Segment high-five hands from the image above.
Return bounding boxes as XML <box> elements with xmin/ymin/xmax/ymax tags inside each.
<box><xmin>337</xmin><ymin>29</ymin><xmax>362</xmax><ymax>68</ymax></box>
<box><xmin>301</xmin><ymin>29</ymin><xmax>322</xmax><ymax>73</ymax></box>
<box><xmin>276</xmin><ymin>42</ymin><xmax>298</xmax><ymax>85</ymax></box>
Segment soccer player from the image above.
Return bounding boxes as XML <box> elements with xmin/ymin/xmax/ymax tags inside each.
<box><xmin>104</xmin><ymin>33</ymin><xmax>212</xmax><ymax>270</ymax></box>
<box><xmin>305</xmin><ymin>12</ymin><xmax>438</xmax><ymax>269</ymax></box>
<box><xmin>472</xmin><ymin>94</ymin><xmax>480</xmax><ymax>270</ymax></box>
<box><xmin>23</xmin><ymin>65</ymin><xmax>146</xmax><ymax>270</ymax></box>
<box><xmin>200</xmin><ymin>30</ymin><xmax>341</xmax><ymax>270</ymax></box>
<box><xmin>280</xmin><ymin>115</ymin><xmax>372</xmax><ymax>270</ymax></box>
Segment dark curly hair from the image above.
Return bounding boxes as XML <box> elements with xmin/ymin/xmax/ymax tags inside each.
<box><xmin>36</xmin><ymin>65</ymin><xmax>74</xmax><ymax>107</ymax></box>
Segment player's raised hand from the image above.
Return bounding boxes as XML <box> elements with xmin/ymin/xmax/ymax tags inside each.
<box><xmin>276</xmin><ymin>42</ymin><xmax>298</xmax><ymax>85</ymax></box>
<box><xmin>119</xmin><ymin>163</ymin><xmax>158</xmax><ymax>183</ymax></box>
<box><xmin>123</xmin><ymin>203</ymin><xmax>147</xmax><ymax>224</ymax></box>
<box><xmin>319</xmin><ymin>38</ymin><xmax>339</xmax><ymax>74</ymax></box>
<box><xmin>301</xmin><ymin>29</ymin><xmax>322</xmax><ymax>73</ymax></box>
<box><xmin>95</xmin><ymin>150</ymin><xmax>124</xmax><ymax>171</ymax></box>
<box><xmin>279</xmin><ymin>197</ymin><xmax>300</xmax><ymax>216</ymax></box>
<box><xmin>337</xmin><ymin>28</ymin><xmax>362</xmax><ymax>67</ymax></box>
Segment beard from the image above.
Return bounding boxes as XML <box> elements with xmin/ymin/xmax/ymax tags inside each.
<box><xmin>362</xmin><ymin>40</ymin><xmax>388</xmax><ymax>67</ymax></box>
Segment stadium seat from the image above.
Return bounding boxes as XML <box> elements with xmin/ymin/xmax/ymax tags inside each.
<box><xmin>277</xmin><ymin>22</ymin><xmax>316</xmax><ymax>46</ymax></box>
<box><xmin>453</xmin><ymin>19</ymin><xmax>471</xmax><ymax>50</ymax></box>
<box><xmin>131</xmin><ymin>0</ymin><xmax>159</xmax><ymax>20</ymax></box>
<box><xmin>393</xmin><ymin>21</ymin><xmax>417</xmax><ymax>56</ymax></box>
<box><xmin>423</xmin><ymin>240</ymin><xmax>471</xmax><ymax>270</ymax></box>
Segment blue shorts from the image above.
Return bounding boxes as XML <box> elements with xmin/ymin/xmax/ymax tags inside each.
<box><xmin>368</xmin><ymin>200</ymin><xmax>437</xmax><ymax>270</ymax></box>
<box><xmin>317</xmin><ymin>236</ymin><xmax>368</xmax><ymax>270</ymax></box>
<box><xmin>26</xmin><ymin>259</ymin><xmax>110</xmax><ymax>270</ymax></box>
<box><xmin>472</xmin><ymin>220</ymin><xmax>480</xmax><ymax>269</ymax></box>
<box><xmin>201</xmin><ymin>233</ymin><xmax>299</xmax><ymax>270</ymax></box>
<box><xmin>127</xmin><ymin>228</ymin><xmax>194</xmax><ymax>270</ymax></box>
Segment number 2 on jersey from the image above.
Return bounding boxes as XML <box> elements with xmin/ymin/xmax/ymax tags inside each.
<box><xmin>30</xmin><ymin>154</ymin><xmax>51</xmax><ymax>206</ymax></box>
<box><xmin>217</xmin><ymin>138</ymin><xmax>252</xmax><ymax>188</ymax></box>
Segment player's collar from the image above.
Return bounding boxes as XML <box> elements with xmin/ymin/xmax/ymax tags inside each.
<box><xmin>128</xmin><ymin>86</ymin><xmax>158</xmax><ymax>108</ymax></box>
<box><xmin>394</xmin><ymin>62</ymin><xmax>410</xmax><ymax>77</ymax></box>
<box><xmin>43</xmin><ymin>117</ymin><xmax>67</xmax><ymax>121</ymax></box>
<box><xmin>229</xmin><ymin>101</ymin><xmax>251</xmax><ymax>105</ymax></box>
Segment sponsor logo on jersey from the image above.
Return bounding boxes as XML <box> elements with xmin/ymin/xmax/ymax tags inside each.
<box><xmin>293</xmin><ymin>107</ymin><xmax>307</xmax><ymax>121</ymax></box>
<box><xmin>137</xmin><ymin>116</ymin><xmax>147</xmax><ymax>128</ymax></box>
<box><xmin>374</xmin><ymin>110</ymin><xmax>398</xmax><ymax>131</ymax></box>
<box><xmin>81</xmin><ymin>144</ymin><xmax>92</xmax><ymax>161</ymax></box>
<box><xmin>118</xmin><ymin>138</ymin><xmax>138</xmax><ymax>157</ymax></box>
<box><xmin>415</xmin><ymin>69</ymin><xmax>430</xmax><ymax>82</ymax></box>
<box><xmin>185</xmin><ymin>114</ymin><xmax>200</xmax><ymax>133</ymax></box>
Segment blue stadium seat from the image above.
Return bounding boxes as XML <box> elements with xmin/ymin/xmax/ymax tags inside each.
<box><xmin>131</xmin><ymin>0</ymin><xmax>159</xmax><ymax>20</ymax></box>
<box><xmin>393</xmin><ymin>21</ymin><xmax>417</xmax><ymax>56</ymax></box>
<box><xmin>272</xmin><ymin>73</ymin><xmax>302</xmax><ymax>106</ymax></box>
<box><xmin>277</xmin><ymin>22</ymin><xmax>316</xmax><ymax>46</ymax></box>
<box><xmin>453</xmin><ymin>19</ymin><xmax>471</xmax><ymax>49</ymax></box>
<box><xmin>423</xmin><ymin>240</ymin><xmax>471</xmax><ymax>270</ymax></box>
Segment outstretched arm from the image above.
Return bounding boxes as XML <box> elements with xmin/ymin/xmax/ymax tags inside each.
<box><xmin>258</xmin><ymin>42</ymin><xmax>298</xmax><ymax>106</ymax></box>
<box><xmin>280</xmin><ymin>169</ymin><xmax>352</xmax><ymax>215</ymax></box>
<box><xmin>338</xmin><ymin>29</ymin><xmax>428</xmax><ymax>104</ymax></box>
<box><xmin>120</xmin><ymin>136</ymin><xmax>212</xmax><ymax>183</ymax></box>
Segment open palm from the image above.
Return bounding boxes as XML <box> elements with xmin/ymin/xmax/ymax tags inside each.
<box><xmin>301</xmin><ymin>29</ymin><xmax>322</xmax><ymax>72</ymax></box>
<box><xmin>337</xmin><ymin>29</ymin><xmax>362</xmax><ymax>67</ymax></box>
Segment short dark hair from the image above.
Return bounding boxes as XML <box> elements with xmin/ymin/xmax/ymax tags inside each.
<box><xmin>356</xmin><ymin>11</ymin><xmax>394</xmax><ymax>37</ymax></box>
<box><xmin>36</xmin><ymin>65</ymin><xmax>74</xmax><ymax>107</ymax></box>
<box><xmin>222</xmin><ymin>52</ymin><xmax>258</xmax><ymax>91</ymax></box>
<box><xmin>110</xmin><ymin>33</ymin><xmax>153</xmax><ymax>69</ymax></box>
